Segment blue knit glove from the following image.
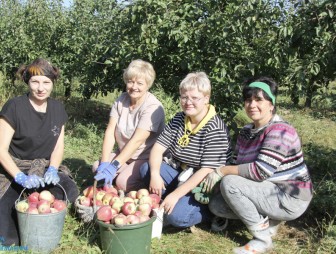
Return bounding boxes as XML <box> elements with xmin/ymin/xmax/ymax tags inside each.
<box><xmin>44</xmin><ymin>166</ymin><xmax>60</xmax><ymax>185</ymax></box>
<box><xmin>15</xmin><ymin>172</ymin><xmax>45</xmax><ymax>189</ymax></box>
<box><xmin>94</xmin><ymin>162</ymin><xmax>118</xmax><ymax>187</ymax></box>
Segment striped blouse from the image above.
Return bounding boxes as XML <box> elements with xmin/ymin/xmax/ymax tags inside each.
<box><xmin>236</xmin><ymin>114</ymin><xmax>313</xmax><ymax>201</ymax></box>
<box><xmin>157</xmin><ymin>111</ymin><xmax>232</xmax><ymax>170</ymax></box>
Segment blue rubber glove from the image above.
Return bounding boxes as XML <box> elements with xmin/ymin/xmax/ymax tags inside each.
<box><xmin>14</xmin><ymin>172</ymin><xmax>45</xmax><ymax>189</ymax></box>
<box><xmin>44</xmin><ymin>166</ymin><xmax>60</xmax><ymax>185</ymax></box>
<box><xmin>94</xmin><ymin>162</ymin><xmax>118</xmax><ymax>187</ymax></box>
<box><xmin>96</xmin><ymin>162</ymin><xmax>110</xmax><ymax>173</ymax></box>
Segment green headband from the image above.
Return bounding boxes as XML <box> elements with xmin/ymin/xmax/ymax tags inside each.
<box><xmin>248</xmin><ymin>82</ymin><xmax>275</xmax><ymax>105</ymax></box>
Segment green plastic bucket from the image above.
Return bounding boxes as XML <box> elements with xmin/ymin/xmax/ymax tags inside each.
<box><xmin>15</xmin><ymin>184</ymin><xmax>68</xmax><ymax>253</ymax></box>
<box><xmin>97</xmin><ymin>212</ymin><xmax>156</xmax><ymax>254</ymax></box>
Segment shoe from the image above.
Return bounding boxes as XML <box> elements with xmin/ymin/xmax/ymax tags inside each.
<box><xmin>211</xmin><ymin>216</ymin><xmax>228</xmax><ymax>232</ymax></box>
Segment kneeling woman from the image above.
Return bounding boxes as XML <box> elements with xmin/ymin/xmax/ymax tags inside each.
<box><xmin>0</xmin><ymin>59</ymin><xmax>79</xmax><ymax>246</ymax></box>
<box><xmin>140</xmin><ymin>72</ymin><xmax>231</xmax><ymax>228</ymax></box>
<box><xmin>206</xmin><ymin>77</ymin><xmax>313</xmax><ymax>254</ymax></box>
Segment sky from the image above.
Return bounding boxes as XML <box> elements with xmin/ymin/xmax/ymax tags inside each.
<box><xmin>63</xmin><ymin>0</ymin><xmax>73</xmax><ymax>7</ymax></box>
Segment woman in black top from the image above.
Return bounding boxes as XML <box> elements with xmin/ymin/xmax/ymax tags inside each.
<box><xmin>0</xmin><ymin>58</ymin><xmax>79</xmax><ymax>246</ymax></box>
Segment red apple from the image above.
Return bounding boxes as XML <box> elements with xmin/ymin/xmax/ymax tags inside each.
<box><xmin>83</xmin><ymin>186</ymin><xmax>96</xmax><ymax>199</ymax></box>
<box><xmin>27</xmin><ymin>207</ymin><xmax>39</xmax><ymax>214</ymax></box>
<box><xmin>121</xmin><ymin>202</ymin><xmax>136</xmax><ymax>215</ymax></box>
<box><xmin>111</xmin><ymin>208</ymin><xmax>119</xmax><ymax>218</ymax></box>
<box><xmin>126</xmin><ymin>190</ymin><xmax>137</xmax><ymax>199</ymax></box>
<box><xmin>126</xmin><ymin>214</ymin><xmax>140</xmax><ymax>225</ymax></box>
<box><xmin>95</xmin><ymin>190</ymin><xmax>106</xmax><ymax>201</ymax></box>
<box><xmin>123</xmin><ymin>197</ymin><xmax>135</xmax><ymax>203</ymax></box>
<box><xmin>38</xmin><ymin>203</ymin><xmax>51</xmax><ymax>214</ymax></box>
<box><xmin>39</xmin><ymin>190</ymin><xmax>55</xmax><ymax>204</ymax></box>
<box><xmin>134</xmin><ymin>210</ymin><xmax>142</xmax><ymax>217</ymax></box>
<box><xmin>102</xmin><ymin>193</ymin><xmax>116</xmax><ymax>205</ymax></box>
<box><xmin>28</xmin><ymin>192</ymin><xmax>40</xmax><ymax>203</ymax></box>
<box><xmin>137</xmin><ymin>203</ymin><xmax>152</xmax><ymax>216</ymax></box>
<box><xmin>95</xmin><ymin>200</ymin><xmax>103</xmax><ymax>206</ymax></box>
<box><xmin>29</xmin><ymin>202</ymin><xmax>38</xmax><ymax>209</ymax></box>
<box><xmin>149</xmin><ymin>193</ymin><xmax>161</xmax><ymax>205</ymax></box>
<box><xmin>50</xmin><ymin>208</ymin><xmax>59</xmax><ymax>213</ymax></box>
<box><xmin>139</xmin><ymin>196</ymin><xmax>153</xmax><ymax>206</ymax></box>
<box><xmin>136</xmin><ymin>189</ymin><xmax>149</xmax><ymax>199</ymax></box>
<box><xmin>103</xmin><ymin>185</ymin><xmax>118</xmax><ymax>195</ymax></box>
<box><xmin>79</xmin><ymin>196</ymin><xmax>91</xmax><ymax>207</ymax></box>
<box><xmin>111</xmin><ymin>199</ymin><xmax>124</xmax><ymax>213</ymax></box>
<box><xmin>138</xmin><ymin>214</ymin><xmax>150</xmax><ymax>223</ymax></box>
<box><xmin>16</xmin><ymin>200</ymin><xmax>29</xmax><ymax>213</ymax></box>
<box><xmin>113</xmin><ymin>214</ymin><xmax>127</xmax><ymax>226</ymax></box>
<box><xmin>52</xmin><ymin>200</ymin><xmax>67</xmax><ymax>211</ymax></box>
<box><xmin>97</xmin><ymin>206</ymin><xmax>113</xmax><ymax>221</ymax></box>
<box><xmin>152</xmin><ymin>202</ymin><xmax>160</xmax><ymax>209</ymax></box>
<box><xmin>109</xmin><ymin>196</ymin><xmax>122</xmax><ymax>205</ymax></box>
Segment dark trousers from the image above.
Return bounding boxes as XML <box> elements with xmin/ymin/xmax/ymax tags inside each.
<box><xmin>0</xmin><ymin>173</ymin><xmax>78</xmax><ymax>246</ymax></box>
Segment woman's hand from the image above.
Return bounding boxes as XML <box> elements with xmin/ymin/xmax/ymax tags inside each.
<box><xmin>149</xmin><ymin>173</ymin><xmax>166</xmax><ymax>198</ymax></box>
<box><xmin>201</xmin><ymin>171</ymin><xmax>222</xmax><ymax>193</ymax></box>
<box><xmin>160</xmin><ymin>192</ymin><xmax>179</xmax><ymax>215</ymax></box>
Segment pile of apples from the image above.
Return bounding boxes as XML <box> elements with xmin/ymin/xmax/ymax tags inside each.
<box><xmin>16</xmin><ymin>190</ymin><xmax>67</xmax><ymax>214</ymax></box>
<box><xmin>78</xmin><ymin>185</ymin><xmax>161</xmax><ymax>226</ymax></box>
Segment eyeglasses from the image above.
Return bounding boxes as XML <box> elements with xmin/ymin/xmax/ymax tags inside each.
<box><xmin>180</xmin><ymin>96</ymin><xmax>204</xmax><ymax>104</ymax></box>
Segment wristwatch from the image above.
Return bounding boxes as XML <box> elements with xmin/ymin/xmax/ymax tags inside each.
<box><xmin>111</xmin><ymin>160</ymin><xmax>121</xmax><ymax>169</ymax></box>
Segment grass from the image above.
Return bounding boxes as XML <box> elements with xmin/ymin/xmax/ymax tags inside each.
<box><xmin>1</xmin><ymin>84</ymin><xmax>336</xmax><ymax>254</ymax></box>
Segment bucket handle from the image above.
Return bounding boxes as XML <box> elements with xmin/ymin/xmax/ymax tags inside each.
<box><xmin>92</xmin><ymin>179</ymin><xmax>98</xmax><ymax>212</ymax></box>
<box><xmin>15</xmin><ymin>182</ymin><xmax>69</xmax><ymax>207</ymax></box>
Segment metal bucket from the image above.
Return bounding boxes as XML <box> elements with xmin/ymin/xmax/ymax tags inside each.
<box><xmin>15</xmin><ymin>184</ymin><xmax>68</xmax><ymax>253</ymax></box>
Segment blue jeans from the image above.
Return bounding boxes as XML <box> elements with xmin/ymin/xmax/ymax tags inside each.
<box><xmin>140</xmin><ymin>162</ymin><xmax>212</xmax><ymax>228</ymax></box>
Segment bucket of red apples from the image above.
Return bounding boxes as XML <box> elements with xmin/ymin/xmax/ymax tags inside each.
<box><xmin>76</xmin><ymin>183</ymin><xmax>161</xmax><ymax>227</ymax></box>
<box><xmin>15</xmin><ymin>187</ymin><xmax>67</xmax><ymax>215</ymax></box>
<box><xmin>14</xmin><ymin>184</ymin><xmax>68</xmax><ymax>253</ymax></box>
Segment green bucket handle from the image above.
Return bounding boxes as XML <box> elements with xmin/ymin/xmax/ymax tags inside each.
<box><xmin>15</xmin><ymin>182</ymin><xmax>69</xmax><ymax>207</ymax></box>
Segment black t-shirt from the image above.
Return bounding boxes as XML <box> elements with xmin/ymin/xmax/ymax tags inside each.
<box><xmin>0</xmin><ymin>94</ymin><xmax>68</xmax><ymax>160</ymax></box>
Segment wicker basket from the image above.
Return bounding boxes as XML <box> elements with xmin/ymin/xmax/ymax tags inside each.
<box><xmin>74</xmin><ymin>180</ymin><xmax>125</xmax><ymax>223</ymax></box>
<box><xmin>74</xmin><ymin>180</ymin><xmax>100</xmax><ymax>223</ymax></box>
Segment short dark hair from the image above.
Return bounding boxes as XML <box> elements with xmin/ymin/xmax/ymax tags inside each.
<box><xmin>17</xmin><ymin>58</ymin><xmax>60</xmax><ymax>84</ymax></box>
<box><xmin>242</xmin><ymin>76</ymin><xmax>278</xmax><ymax>113</ymax></box>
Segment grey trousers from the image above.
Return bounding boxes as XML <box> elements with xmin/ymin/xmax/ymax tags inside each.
<box><xmin>209</xmin><ymin>175</ymin><xmax>311</xmax><ymax>227</ymax></box>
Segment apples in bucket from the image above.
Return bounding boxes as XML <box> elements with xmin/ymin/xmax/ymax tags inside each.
<box><xmin>77</xmin><ymin>186</ymin><xmax>161</xmax><ymax>225</ymax></box>
<box><xmin>97</xmin><ymin>188</ymin><xmax>160</xmax><ymax>226</ymax></box>
<box><xmin>16</xmin><ymin>190</ymin><xmax>67</xmax><ymax>214</ymax></box>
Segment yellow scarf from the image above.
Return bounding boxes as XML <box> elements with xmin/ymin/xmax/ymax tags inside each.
<box><xmin>177</xmin><ymin>104</ymin><xmax>216</xmax><ymax>147</ymax></box>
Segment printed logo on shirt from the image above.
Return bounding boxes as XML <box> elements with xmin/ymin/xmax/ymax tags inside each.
<box><xmin>51</xmin><ymin>125</ymin><xmax>61</xmax><ymax>136</ymax></box>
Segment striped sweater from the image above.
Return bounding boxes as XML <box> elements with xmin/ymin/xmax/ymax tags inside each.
<box><xmin>157</xmin><ymin>112</ymin><xmax>232</xmax><ymax>170</ymax></box>
<box><xmin>236</xmin><ymin>115</ymin><xmax>313</xmax><ymax>201</ymax></box>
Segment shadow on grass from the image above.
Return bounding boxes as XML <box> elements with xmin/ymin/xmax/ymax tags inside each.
<box><xmin>64</xmin><ymin>97</ymin><xmax>111</xmax><ymax>133</ymax></box>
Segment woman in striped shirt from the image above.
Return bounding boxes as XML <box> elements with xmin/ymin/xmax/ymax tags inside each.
<box><xmin>140</xmin><ymin>72</ymin><xmax>231</xmax><ymax>228</ymax></box>
<box><xmin>205</xmin><ymin>77</ymin><xmax>313</xmax><ymax>254</ymax></box>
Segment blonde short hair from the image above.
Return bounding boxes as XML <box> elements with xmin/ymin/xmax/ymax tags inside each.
<box><xmin>123</xmin><ymin>59</ymin><xmax>156</xmax><ymax>88</ymax></box>
<box><xmin>179</xmin><ymin>71</ymin><xmax>211</xmax><ymax>96</ymax></box>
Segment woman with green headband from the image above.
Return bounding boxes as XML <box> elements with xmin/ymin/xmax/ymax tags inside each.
<box><xmin>204</xmin><ymin>77</ymin><xmax>313</xmax><ymax>254</ymax></box>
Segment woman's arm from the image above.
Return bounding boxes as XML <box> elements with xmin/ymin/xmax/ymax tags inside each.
<box><xmin>160</xmin><ymin>167</ymin><xmax>213</xmax><ymax>214</ymax></box>
<box><xmin>0</xmin><ymin>118</ymin><xmax>21</xmax><ymax>177</ymax></box>
<box><xmin>100</xmin><ymin>117</ymin><xmax>118</xmax><ymax>162</ymax></box>
<box><xmin>148</xmin><ymin>142</ymin><xmax>166</xmax><ymax>197</ymax></box>
<box><xmin>49</xmin><ymin>125</ymin><xmax>65</xmax><ymax>168</ymax></box>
